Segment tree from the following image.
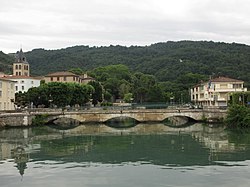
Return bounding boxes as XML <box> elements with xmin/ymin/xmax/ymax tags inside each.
<box><xmin>26</xmin><ymin>82</ymin><xmax>94</xmax><ymax>108</ymax></box>
<box><xmin>225</xmin><ymin>105</ymin><xmax>250</xmax><ymax>128</ymax></box>
<box><xmin>123</xmin><ymin>93</ymin><xmax>133</xmax><ymax>103</ymax></box>
<box><xmin>132</xmin><ymin>72</ymin><xmax>157</xmax><ymax>103</ymax></box>
<box><xmin>88</xmin><ymin>81</ymin><xmax>103</xmax><ymax>106</ymax></box>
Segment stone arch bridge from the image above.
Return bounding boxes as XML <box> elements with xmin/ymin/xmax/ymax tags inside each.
<box><xmin>43</xmin><ymin>108</ymin><xmax>226</xmax><ymax>124</ymax></box>
<box><xmin>0</xmin><ymin>108</ymin><xmax>227</xmax><ymax>127</ymax></box>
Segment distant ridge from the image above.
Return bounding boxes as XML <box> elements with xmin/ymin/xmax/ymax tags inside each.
<box><xmin>1</xmin><ymin>41</ymin><xmax>250</xmax><ymax>87</ymax></box>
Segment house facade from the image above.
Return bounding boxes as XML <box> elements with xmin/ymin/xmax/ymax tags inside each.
<box><xmin>1</xmin><ymin>76</ymin><xmax>41</xmax><ymax>93</ymax></box>
<box><xmin>44</xmin><ymin>71</ymin><xmax>94</xmax><ymax>84</ymax></box>
<box><xmin>0</xmin><ymin>78</ymin><xmax>16</xmax><ymax>110</ymax></box>
<box><xmin>190</xmin><ymin>77</ymin><xmax>247</xmax><ymax>107</ymax></box>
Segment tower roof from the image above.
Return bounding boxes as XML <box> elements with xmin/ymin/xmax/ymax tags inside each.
<box><xmin>15</xmin><ymin>48</ymin><xmax>28</xmax><ymax>64</ymax></box>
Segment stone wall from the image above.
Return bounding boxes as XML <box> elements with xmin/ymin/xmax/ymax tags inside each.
<box><xmin>0</xmin><ymin>114</ymin><xmax>33</xmax><ymax>127</ymax></box>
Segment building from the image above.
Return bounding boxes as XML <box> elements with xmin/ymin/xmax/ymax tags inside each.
<box><xmin>1</xmin><ymin>49</ymin><xmax>42</xmax><ymax>93</ymax></box>
<box><xmin>1</xmin><ymin>75</ymin><xmax>41</xmax><ymax>93</ymax></box>
<box><xmin>44</xmin><ymin>71</ymin><xmax>94</xmax><ymax>84</ymax></box>
<box><xmin>2</xmin><ymin>49</ymin><xmax>42</xmax><ymax>93</ymax></box>
<box><xmin>13</xmin><ymin>49</ymin><xmax>29</xmax><ymax>76</ymax></box>
<box><xmin>0</xmin><ymin>78</ymin><xmax>16</xmax><ymax>110</ymax></box>
<box><xmin>190</xmin><ymin>76</ymin><xmax>248</xmax><ymax>107</ymax></box>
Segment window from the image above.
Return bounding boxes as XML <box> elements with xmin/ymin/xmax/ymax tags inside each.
<box><xmin>22</xmin><ymin>86</ymin><xmax>24</xmax><ymax>90</ymax></box>
<box><xmin>57</xmin><ymin>77</ymin><xmax>60</xmax><ymax>81</ymax></box>
<box><xmin>0</xmin><ymin>91</ymin><xmax>2</xmax><ymax>97</ymax></box>
<box><xmin>220</xmin><ymin>84</ymin><xmax>228</xmax><ymax>89</ymax></box>
<box><xmin>21</xmin><ymin>80</ymin><xmax>24</xmax><ymax>83</ymax></box>
<box><xmin>15</xmin><ymin>86</ymin><xmax>18</xmax><ymax>91</ymax></box>
<box><xmin>31</xmin><ymin>81</ymin><xmax>34</xmax><ymax>84</ymax></box>
<box><xmin>19</xmin><ymin>72</ymin><xmax>21</xmax><ymax>76</ymax></box>
<box><xmin>15</xmin><ymin>65</ymin><xmax>18</xmax><ymax>69</ymax></box>
<box><xmin>16</xmin><ymin>72</ymin><xmax>18</xmax><ymax>76</ymax></box>
<box><xmin>64</xmin><ymin>77</ymin><xmax>67</xmax><ymax>81</ymax></box>
<box><xmin>19</xmin><ymin>65</ymin><xmax>21</xmax><ymax>69</ymax></box>
<box><xmin>50</xmin><ymin>77</ymin><xmax>53</xmax><ymax>81</ymax></box>
<box><xmin>0</xmin><ymin>81</ymin><xmax>2</xmax><ymax>88</ymax></box>
<box><xmin>233</xmin><ymin>84</ymin><xmax>242</xmax><ymax>89</ymax></box>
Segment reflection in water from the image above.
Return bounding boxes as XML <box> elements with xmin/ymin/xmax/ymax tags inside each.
<box><xmin>105</xmin><ymin>117</ymin><xmax>138</xmax><ymax>128</ymax></box>
<box><xmin>163</xmin><ymin>116</ymin><xmax>195</xmax><ymax>127</ymax></box>
<box><xmin>11</xmin><ymin>147</ymin><xmax>29</xmax><ymax>177</ymax></box>
<box><xmin>1</xmin><ymin>123</ymin><xmax>250</xmax><ymax>187</ymax></box>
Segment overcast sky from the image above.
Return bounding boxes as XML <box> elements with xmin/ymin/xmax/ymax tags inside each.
<box><xmin>1</xmin><ymin>0</ymin><xmax>250</xmax><ymax>53</ymax></box>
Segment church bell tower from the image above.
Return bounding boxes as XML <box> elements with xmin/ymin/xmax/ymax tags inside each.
<box><xmin>13</xmin><ymin>49</ymin><xmax>30</xmax><ymax>76</ymax></box>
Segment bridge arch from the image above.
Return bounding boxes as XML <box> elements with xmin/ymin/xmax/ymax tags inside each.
<box><xmin>105</xmin><ymin>116</ymin><xmax>139</xmax><ymax>128</ymax></box>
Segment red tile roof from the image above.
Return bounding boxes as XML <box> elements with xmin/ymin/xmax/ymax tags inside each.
<box><xmin>1</xmin><ymin>75</ymin><xmax>43</xmax><ymax>80</ymax></box>
<box><xmin>45</xmin><ymin>71</ymin><xmax>77</xmax><ymax>77</ymax></box>
<box><xmin>210</xmin><ymin>76</ymin><xmax>243</xmax><ymax>82</ymax></box>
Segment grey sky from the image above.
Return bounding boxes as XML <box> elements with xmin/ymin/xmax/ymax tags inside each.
<box><xmin>1</xmin><ymin>0</ymin><xmax>250</xmax><ymax>53</ymax></box>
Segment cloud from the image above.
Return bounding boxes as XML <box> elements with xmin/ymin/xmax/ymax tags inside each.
<box><xmin>1</xmin><ymin>0</ymin><xmax>250</xmax><ymax>53</ymax></box>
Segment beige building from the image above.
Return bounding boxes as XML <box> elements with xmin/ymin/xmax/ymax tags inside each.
<box><xmin>190</xmin><ymin>77</ymin><xmax>247</xmax><ymax>107</ymax></box>
<box><xmin>0</xmin><ymin>78</ymin><xmax>16</xmax><ymax>110</ymax></box>
<box><xmin>13</xmin><ymin>49</ymin><xmax>30</xmax><ymax>76</ymax></box>
<box><xmin>44</xmin><ymin>71</ymin><xmax>94</xmax><ymax>84</ymax></box>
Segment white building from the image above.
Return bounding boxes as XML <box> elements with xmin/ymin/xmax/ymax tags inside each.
<box><xmin>2</xmin><ymin>76</ymin><xmax>41</xmax><ymax>93</ymax></box>
<box><xmin>190</xmin><ymin>76</ymin><xmax>247</xmax><ymax>107</ymax></box>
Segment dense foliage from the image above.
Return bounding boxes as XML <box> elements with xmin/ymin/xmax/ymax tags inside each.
<box><xmin>225</xmin><ymin>105</ymin><xmax>250</xmax><ymax>128</ymax></box>
<box><xmin>0</xmin><ymin>51</ymin><xmax>13</xmax><ymax>73</ymax></box>
<box><xmin>20</xmin><ymin>41</ymin><xmax>250</xmax><ymax>88</ymax></box>
<box><xmin>16</xmin><ymin>82</ymin><xmax>94</xmax><ymax>108</ymax></box>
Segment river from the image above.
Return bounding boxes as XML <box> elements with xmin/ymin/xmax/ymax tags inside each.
<box><xmin>1</xmin><ymin>123</ymin><xmax>250</xmax><ymax>187</ymax></box>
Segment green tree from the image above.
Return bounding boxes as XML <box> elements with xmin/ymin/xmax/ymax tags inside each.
<box><xmin>123</xmin><ymin>93</ymin><xmax>133</xmax><ymax>103</ymax></box>
<box><xmin>132</xmin><ymin>72</ymin><xmax>157</xmax><ymax>103</ymax></box>
<box><xmin>226</xmin><ymin>105</ymin><xmax>250</xmax><ymax>128</ymax></box>
<box><xmin>88</xmin><ymin>81</ymin><xmax>103</xmax><ymax>106</ymax></box>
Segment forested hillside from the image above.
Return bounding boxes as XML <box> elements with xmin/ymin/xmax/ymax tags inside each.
<box><xmin>2</xmin><ymin>41</ymin><xmax>250</xmax><ymax>103</ymax></box>
<box><xmin>21</xmin><ymin>41</ymin><xmax>250</xmax><ymax>87</ymax></box>
<box><xmin>1</xmin><ymin>41</ymin><xmax>250</xmax><ymax>87</ymax></box>
<box><xmin>0</xmin><ymin>51</ymin><xmax>13</xmax><ymax>74</ymax></box>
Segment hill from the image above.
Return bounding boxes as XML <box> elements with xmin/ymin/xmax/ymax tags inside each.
<box><xmin>1</xmin><ymin>41</ymin><xmax>250</xmax><ymax>87</ymax></box>
<box><xmin>0</xmin><ymin>51</ymin><xmax>14</xmax><ymax>74</ymax></box>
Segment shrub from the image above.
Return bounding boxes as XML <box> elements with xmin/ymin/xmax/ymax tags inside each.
<box><xmin>225</xmin><ymin>105</ymin><xmax>250</xmax><ymax>128</ymax></box>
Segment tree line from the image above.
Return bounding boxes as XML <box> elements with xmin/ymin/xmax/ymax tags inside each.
<box><xmin>21</xmin><ymin>41</ymin><xmax>250</xmax><ymax>88</ymax></box>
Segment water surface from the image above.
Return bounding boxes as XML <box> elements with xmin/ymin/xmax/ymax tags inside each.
<box><xmin>1</xmin><ymin>123</ymin><xmax>250</xmax><ymax>187</ymax></box>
